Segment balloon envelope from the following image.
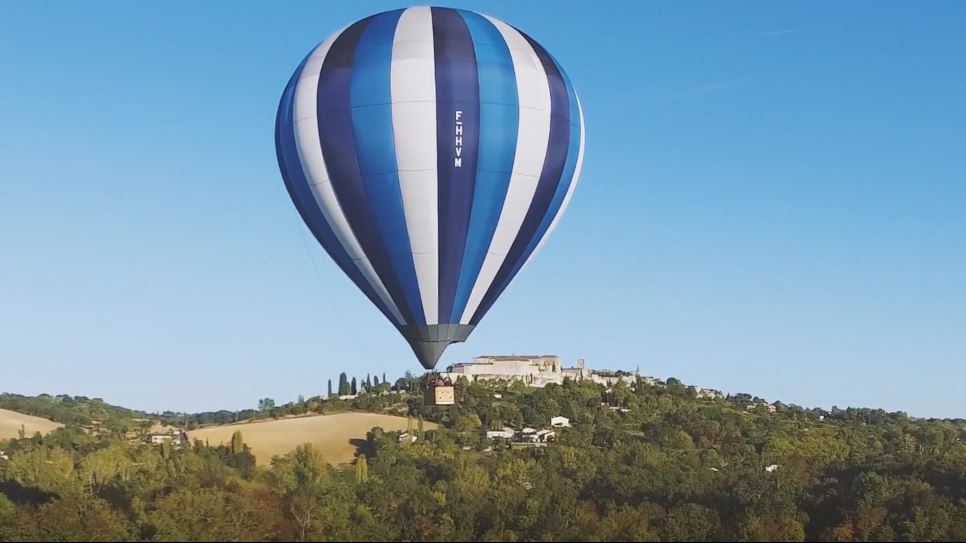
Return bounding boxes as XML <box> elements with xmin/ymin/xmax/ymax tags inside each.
<box><xmin>275</xmin><ymin>6</ymin><xmax>585</xmax><ymax>369</ymax></box>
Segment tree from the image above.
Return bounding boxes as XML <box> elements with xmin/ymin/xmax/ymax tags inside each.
<box><xmin>351</xmin><ymin>377</ymin><xmax>358</xmax><ymax>396</ymax></box>
<box><xmin>356</xmin><ymin>455</ymin><xmax>369</xmax><ymax>484</ymax></box>
<box><xmin>366</xmin><ymin>374</ymin><xmax>372</xmax><ymax>390</ymax></box>
<box><xmin>259</xmin><ymin>398</ymin><xmax>275</xmax><ymax>411</ymax></box>
<box><xmin>149</xmin><ymin>487</ymin><xmax>283</xmax><ymax>542</ymax></box>
<box><xmin>382</xmin><ymin>372</ymin><xmax>387</xmax><ymax>388</ymax></box>
<box><xmin>328</xmin><ymin>379</ymin><xmax>333</xmax><ymax>398</ymax></box>
<box><xmin>339</xmin><ymin>373</ymin><xmax>350</xmax><ymax>396</ymax></box>
<box><xmin>455</xmin><ymin>413</ymin><xmax>482</xmax><ymax>436</ymax></box>
<box><xmin>374</xmin><ymin>375</ymin><xmax>380</xmax><ymax>387</ymax></box>
<box><xmin>231</xmin><ymin>430</ymin><xmax>244</xmax><ymax>455</ymax></box>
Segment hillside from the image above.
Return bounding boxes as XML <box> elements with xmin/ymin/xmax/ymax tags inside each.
<box><xmin>0</xmin><ymin>378</ymin><xmax>964</xmax><ymax>541</ymax></box>
<box><xmin>0</xmin><ymin>408</ymin><xmax>61</xmax><ymax>440</ymax></box>
<box><xmin>188</xmin><ymin>412</ymin><xmax>437</xmax><ymax>465</ymax></box>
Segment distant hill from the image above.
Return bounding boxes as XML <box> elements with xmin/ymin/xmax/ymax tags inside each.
<box><xmin>0</xmin><ymin>393</ymin><xmax>143</xmax><ymax>427</ymax></box>
<box><xmin>1</xmin><ymin>378</ymin><xmax>964</xmax><ymax>541</ymax></box>
<box><xmin>188</xmin><ymin>412</ymin><xmax>436</xmax><ymax>466</ymax></box>
<box><xmin>0</xmin><ymin>408</ymin><xmax>62</xmax><ymax>439</ymax></box>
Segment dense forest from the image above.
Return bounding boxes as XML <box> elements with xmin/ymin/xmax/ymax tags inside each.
<box><xmin>1</xmin><ymin>376</ymin><xmax>965</xmax><ymax>541</ymax></box>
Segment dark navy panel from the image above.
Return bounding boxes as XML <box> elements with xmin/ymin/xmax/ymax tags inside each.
<box><xmin>316</xmin><ymin>15</ymin><xmax>418</xmax><ymax>326</ymax></box>
<box><xmin>432</xmin><ymin>7</ymin><xmax>480</xmax><ymax>324</ymax></box>
<box><xmin>350</xmin><ymin>9</ymin><xmax>427</xmax><ymax>324</ymax></box>
<box><xmin>275</xmin><ymin>55</ymin><xmax>400</xmax><ymax>325</ymax></box>
<box><xmin>470</xmin><ymin>32</ymin><xmax>572</xmax><ymax>325</ymax></box>
<box><xmin>449</xmin><ymin>9</ymin><xmax>518</xmax><ymax>323</ymax></box>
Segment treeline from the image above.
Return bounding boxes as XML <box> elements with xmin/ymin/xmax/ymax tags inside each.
<box><xmin>1</xmin><ymin>371</ymin><xmax>418</xmax><ymax>431</ymax></box>
<box><xmin>1</xmin><ymin>378</ymin><xmax>965</xmax><ymax>541</ymax></box>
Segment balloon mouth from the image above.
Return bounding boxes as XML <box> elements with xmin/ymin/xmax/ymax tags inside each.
<box><xmin>400</xmin><ymin>324</ymin><xmax>475</xmax><ymax>370</ymax></box>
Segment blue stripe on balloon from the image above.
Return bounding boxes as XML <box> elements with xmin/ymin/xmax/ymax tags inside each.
<box><xmin>475</xmin><ymin>57</ymin><xmax>581</xmax><ymax>325</ymax></box>
<box><xmin>349</xmin><ymin>9</ymin><xmax>427</xmax><ymax>325</ymax></box>
<box><xmin>275</xmin><ymin>53</ymin><xmax>400</xmax><ymax>325</ymax></box>
<box><xmin>432</xmin><ymin>7</ymin><xmax>481</xmax><ymax>325</ymax></box>
<box><xmin>316</xmin><ymin>15</ymin><xmax>419</xmax><ymax>326</ymax></box>
<box><xmin>470</xmin><ymin>32</ymin><xmax>573</xmax><ymax>326</ymax></box>
<box><xmin>448</xmin><ymin>9</ymin><xmax>518</xmax><ymax>323</ymax></box>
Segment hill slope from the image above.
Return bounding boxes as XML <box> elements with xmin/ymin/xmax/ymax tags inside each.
<box><xmin>188</xmin><ymin>412</ymin><xmax>435</xmax><ymax>465</ymax></box>
<box><xmin>0</xmin><ymin>408</ymin><xmax>62</xmax><ymax>439</ymax></box>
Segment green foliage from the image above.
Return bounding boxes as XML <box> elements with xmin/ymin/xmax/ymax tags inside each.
<box><xmin>338</xmin><ymin>372</ymin><xmax>350</xmax><ymax>396</ymax></box>
<box><xmin>1</xmin><ymin>383</ymin><xmax>964</xmax><ymax>541</ymax></box>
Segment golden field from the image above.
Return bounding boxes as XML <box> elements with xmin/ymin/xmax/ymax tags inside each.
<box><xmin>0</xmin><ymin>408</ymin><xmax>62</xmax><ymax>440</ymax></box>
<box><xmin>188</xmin><ymin>412</ymin><xmax>434</xmax><ymax>465</ymax></box>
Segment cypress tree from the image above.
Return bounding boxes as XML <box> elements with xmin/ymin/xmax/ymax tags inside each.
<box><xmin>339</xmin><ymin>373</ymin><xmax>350</xmax><ymax>396</ymax></box>
<box><xmin>356</xmin><ymin>455</ymin><xmax>369</xmax><ymax>483</ymax></box>
<box><xmin>231</xmin><ymin>430</ymin><xmax>244</xmax><ymax>455</ymax></box>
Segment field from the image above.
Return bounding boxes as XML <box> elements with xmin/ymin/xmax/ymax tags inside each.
<box><xmin>0</xmin><ymin>408</ymin><xmax>63</xmax><ymax>440</ymax></box>
<box><xmin>188</xmin><ymin>412</ymin><xmax>434</xmax><ymax>466</ymax></box>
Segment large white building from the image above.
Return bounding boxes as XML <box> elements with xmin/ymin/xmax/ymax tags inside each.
<box><xmin>441</xmin><ymin>355</ymin><xmax>634</xmax><ymax>388</ymax></box>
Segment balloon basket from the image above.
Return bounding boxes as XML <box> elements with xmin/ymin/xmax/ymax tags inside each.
<box><xmin>423</xmin><ymin>374</ymin><xmax>456</xmax><ymax>406</ymax></box>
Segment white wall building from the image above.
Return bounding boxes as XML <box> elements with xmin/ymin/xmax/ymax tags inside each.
<box><xmin>551</xmin><ymin>416</ymin><xmax>571</xmax><ymax>428</ymax></box>
<box><xmin>441</xmin><ymin>356</ymin><xmax>635</xmax><ymax>388</ymax></box>
<box><xmin>485</xmin><ymin>428</ymin><xmax>515</xmax><ymax>439</ymax></box>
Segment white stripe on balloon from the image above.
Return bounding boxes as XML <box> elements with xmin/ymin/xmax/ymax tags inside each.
<box><xmin>390</xmin><ymin>7</ymin><xmax>440</xmax><ymax>325</ymax></box>
<box><xmin>293</xmin><ymin>28</ymin><xmax>407</xmax><ymax>325</ymax></box>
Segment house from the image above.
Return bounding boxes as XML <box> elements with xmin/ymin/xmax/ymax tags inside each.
<box><xmin>398</xmin><ymin>432</ymin><xmax>418</xmax><ymax>444</ymax></box>
<box><xmin>534</xmin><ymin>429</ymin><xmax>555</xmax><ymax>443</ymax></box>
<box><xmin>485</xmin><ymin>428</ymin><xmax>515</xmax><ymax>440</ymax></box>
<box><xmin>147</xmin><ymin>426</ymin><xmax>187</xmax><ymax>446</ymax></box>
<box><xmin>746</xmin><ymin>401</ymin><xmax>777</xmax><ymax>413</ymax></box>
<box><xmin>0</xmin><ymin>451</ymin><xmax>8</xmax><ymax>461</ymax></box>
<box><xmin>765</xmin><ymin>464</ymin><xmax>780</xmax><ymax>473</ymax></box>
<box><xmin>519</xmin><ymin>429</ymin><xmax>555</xmax><ymax>444</ymax></box>
<box><xmin>150</xmin><ymin>434</ymin><xmax>174</xmax><ymax>445</ymax></box>
<box><xmin>694</xmin><ymin>387</ymin><xmax>724</xmax><ymax>400</ymax></box>
<box><xmin>550</xmin><ymin>416</ymin><xmax>570</xmax><ymax>428</ymax></box>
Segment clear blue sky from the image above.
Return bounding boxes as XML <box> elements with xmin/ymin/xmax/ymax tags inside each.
<box><xmin>2</xmin><ymin>1</ymin><xmax>964</xmax><ymax>417</ymax></box>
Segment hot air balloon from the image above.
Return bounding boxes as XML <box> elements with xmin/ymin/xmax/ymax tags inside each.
<box><xmin>275</xmin><ymin>6</ymin><xmax>585</xmax><ymax>371</ymax></box>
